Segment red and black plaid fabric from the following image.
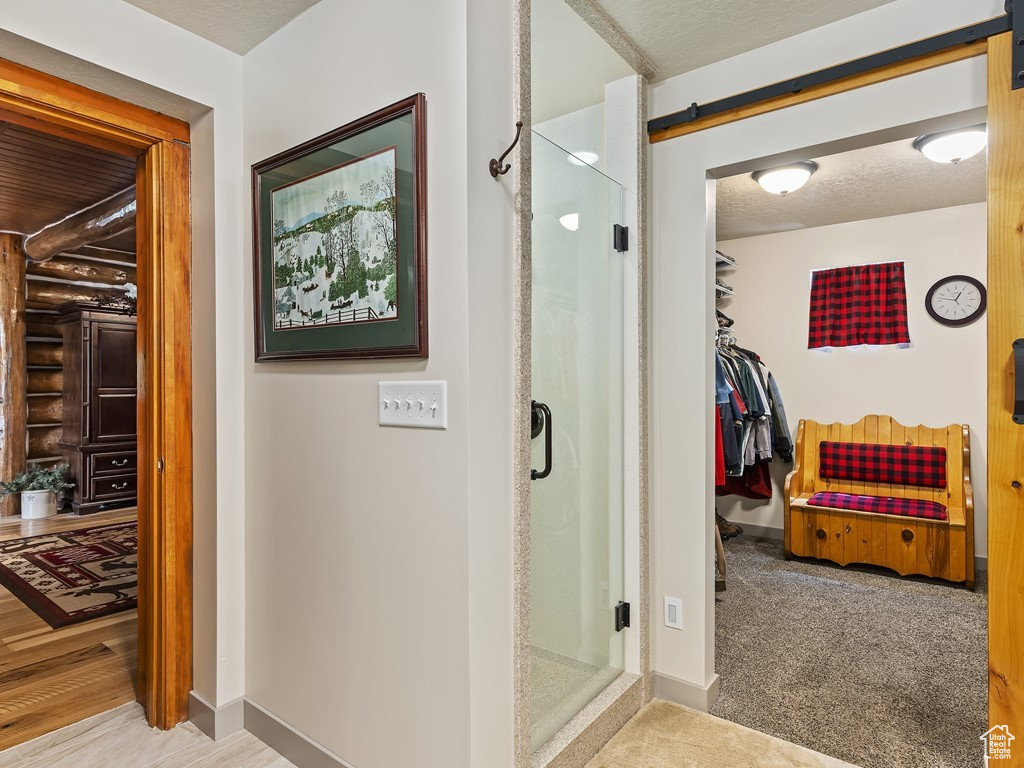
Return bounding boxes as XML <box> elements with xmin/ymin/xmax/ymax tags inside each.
<box><xmin>819</xmin><ymin>441</ymin><xmax>947</xmax><ymax>488</ymax></box>
<box><xmin>807</xmin><ymin>491</ymin><xmax>948</xmax><ymax>521</ymax></box>
<box><xmin>807</xmin><ymin>261</ymin><xmax>910</xmax><ymax>348</ymax></box>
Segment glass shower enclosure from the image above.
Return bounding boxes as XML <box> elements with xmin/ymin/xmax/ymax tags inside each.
<box><xmin>529</xmin><ymin>130</ymin><xmax>627</xmax><ymax>750</ymax></box>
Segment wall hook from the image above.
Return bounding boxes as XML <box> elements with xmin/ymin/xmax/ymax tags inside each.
<box><xmin>489</xmin><ymin>121</ymin><xmax>524</xmax><ymax>178</ymax></box>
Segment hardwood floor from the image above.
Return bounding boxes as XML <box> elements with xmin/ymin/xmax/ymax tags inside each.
<box><xmin>0</xmin><ymin>702</ymin><xmax>297</xmax><ymax>767</ymax></box>
<box><xmin>0</xmin><ymin>507</ymin><xmax>137</xmax><ymax>751</ymax></box>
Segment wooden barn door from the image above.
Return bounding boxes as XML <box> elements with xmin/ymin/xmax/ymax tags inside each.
<box><xmin>987</xmin><ymin>32</ymin><xmax>1024</xmax><ymax>749</ymax></box>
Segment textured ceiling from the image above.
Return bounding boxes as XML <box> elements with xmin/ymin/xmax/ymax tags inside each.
<box><xmin>120</xmin><ymin>0</ymin><xmax>321</xmax><ymax>54</ymax></box>
<box><xmin>716</xmin><ymin>132</ymin><xmax>987</xmax><ymax>241</ymax></box>
<box><xmin>599</xmin><ymin>0</ymin><xmax>898</xmax><ymax>81</ymax></box>
<box><xmin>533</xmin><ymin>0</ymin><xmax>634</xmax><ymax>123</ymax></box>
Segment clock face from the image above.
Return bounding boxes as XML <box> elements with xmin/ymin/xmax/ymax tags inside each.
<box><xmin>925</xmin><ymin>275</ymin><xmax>987</xmax><ymax>327</ymax></box>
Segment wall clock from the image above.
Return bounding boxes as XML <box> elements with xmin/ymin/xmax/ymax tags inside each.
<box><xmin>925</xmin><ymin>274</ymin><xmax>986</xmax><ymax>327</ymax></box>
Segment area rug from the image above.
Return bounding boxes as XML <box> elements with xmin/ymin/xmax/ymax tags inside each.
<box><xmin>0</xmin><ymin>522</ymin><xmax>137</xmax><ymax>628</ymax></box>
<box><xmin>711</xmin><ymin>535</ymin><xmax>987</xmax><ymax>768</ymax></box>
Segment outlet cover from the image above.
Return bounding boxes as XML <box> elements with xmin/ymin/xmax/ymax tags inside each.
<box><xmin>379</xmin><ymin>381</ymin><xmax>448</xmax><ymax>429</ymax></box>
<box><xmin>664</xmin><ymin>596</ymin><xmax>683</xmax><ymax>630</ymax></box>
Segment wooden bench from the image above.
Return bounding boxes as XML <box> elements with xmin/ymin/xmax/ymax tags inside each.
<box><xmin>784</xmin><ymin>415</ymin><xmax>974</xmax><ymax>588</ymax></box>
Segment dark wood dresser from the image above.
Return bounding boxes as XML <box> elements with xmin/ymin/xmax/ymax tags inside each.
<box><xmin>58</xmin><ymin>302</ymin><xmax>137</xmax><ymax>515</ymax></box>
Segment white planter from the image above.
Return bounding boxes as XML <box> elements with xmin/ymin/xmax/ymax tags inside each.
<box><xmin>21</xmin><ymin>490</ymin><xmax>57</xmax><ymax>519</ymax></box>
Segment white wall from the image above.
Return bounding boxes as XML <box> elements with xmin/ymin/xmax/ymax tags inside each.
<box><xmin>0</xmin><ymin>0</ymin><xmax>248</xmax><ymax>707</ymax></box>
<box><xmin>649</xmin><ymin>0</ymin><xmax>1000</xmax><ymax>697</ymax></box>
<box><xmin>243</xmin><ymin>1</ymin><xmax>515</xmax><ymax>766</ymax></box>
<box><xmin>716</xmin><ymin>203</ymin><xmax>988</xmax><ymax>557</ymax></box>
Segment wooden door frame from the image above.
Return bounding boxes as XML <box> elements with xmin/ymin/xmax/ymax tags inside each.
<box><xmin>650</xmin><ymin>32</ymin><xmax>1023</xmax><ymax>742</ymax></box>
<box><xmin>0</xmin><ymin>58</ymin><xmax>193</xmax><ymax>729</ymax></box>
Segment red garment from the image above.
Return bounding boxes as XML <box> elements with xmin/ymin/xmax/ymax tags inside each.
<box><xmin>807</xmin><ymin>261</ymin><xmax>910</xmax><ymax>348</ymax></box>
<box><xmin>714</xmin><ymin>406</ymin><xmax>726</xmax><ymax>486</ymax></box>
<box><xmin>715</xmin><ymin>460</ymin><xmax>772</xmax><ymax>500</ymax></box>
<box><xmin>731</xmin><ymin>389</ymin><xmax>747</xmax><ymax>415</ymax></box>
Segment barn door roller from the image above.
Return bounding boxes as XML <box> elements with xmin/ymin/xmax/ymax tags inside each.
<box><xmin>1008</xmin><ymin>0</ymin><xmax>1024</xmax><ymax>89</ymax></box>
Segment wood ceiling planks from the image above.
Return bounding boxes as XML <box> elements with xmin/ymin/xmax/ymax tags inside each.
<box><xmin>0</xmin><ymin>121</ymin><xmax>136</xmax><ymax>238</ymax></box>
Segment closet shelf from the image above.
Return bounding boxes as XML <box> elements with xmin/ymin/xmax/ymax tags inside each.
<box><xmin>715</xmin><ymin>250</ymin><xmax>736</xmax><ymax>268</ymax></box>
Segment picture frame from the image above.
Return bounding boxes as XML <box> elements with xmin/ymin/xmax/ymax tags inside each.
<box><xmin>252</xmin><ymin>93</ymin><xmax>427</xmax><ymax>361</ymax></box>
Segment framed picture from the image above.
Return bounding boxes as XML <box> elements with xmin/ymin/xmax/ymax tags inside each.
<box><xmin>252</xmin><ymin>93</ymin><xmax>427</xmax><ymax>361</ymax></box>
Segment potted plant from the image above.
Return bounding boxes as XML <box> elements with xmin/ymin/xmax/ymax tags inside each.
<box><xmin>0</xmin><ymin>464</ymin><xmax>74</xmax><ymax>519</ymax></box>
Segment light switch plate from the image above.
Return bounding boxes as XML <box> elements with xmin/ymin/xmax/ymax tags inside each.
<box><xmin>379</xmin><ymin>381</ymin><xmax>447</xmax><ymax>429</ymax></box>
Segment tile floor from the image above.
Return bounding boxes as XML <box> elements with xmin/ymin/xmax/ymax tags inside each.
<box><xmin>0</xmin><ymin>702</ymin><xmax>296</xmax><ymax>768</ymax></box>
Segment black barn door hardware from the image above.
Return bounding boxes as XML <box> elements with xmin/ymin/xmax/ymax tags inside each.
<box><xmin>650</xmin><ymin>6</ymin><xmax>1022</xmax><ymax>137</ymax></box>
<box><xmin>531</xmin><ymin>400</ymin><xmax>553</xmax><ymax>480</ymax></box>
<box><xmin>1013</xmin><ymin>339</ymin><xmax>1024</xmax><ymax>424</ymax></box>
<box><xmin>489</xmin><ymin>121</ymin><xmax>524</xmax><ymax>178</ymax></box>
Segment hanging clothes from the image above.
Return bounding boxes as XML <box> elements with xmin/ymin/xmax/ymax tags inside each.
<box><xmin>713</xmin><ymin>337</ymin><xmax>792</xmax><ymax>499</ymax></box>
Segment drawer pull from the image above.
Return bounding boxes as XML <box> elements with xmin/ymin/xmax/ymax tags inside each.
<box><xmin>112</xmin><ymin>459</ymin><xmax>128</xmax><ymax>467</ymax></box>
<box><xmin>816</xmin><ymin>528</ymin><xmax>826</xmax><ymax>539</ymax></box>
<box><xmin>902</xmin><ymin>529</ymin><xmax>914</xmax><ymax>543</ymax></box>
<box><xmin>111</xmin><ymin>482</ymin><xmax>128</xmax><ymax>490</ymax></box>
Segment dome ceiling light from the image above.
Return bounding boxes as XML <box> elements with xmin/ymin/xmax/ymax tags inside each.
<box><xmin>752</xmin><ymin>161</ymin><xmax>818</xmax><ymax>195</ymax></box>
<box><xmin>912</xmin><ymin>126</ymin><xmax>987</xmax><ymax>165</ymax></box>
<box><xmin>568</xmin><ymin>151</ymin><xmax>599</xmax><ymax>167</ymax></box>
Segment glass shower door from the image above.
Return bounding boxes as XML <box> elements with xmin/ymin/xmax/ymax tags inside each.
<box><xmin>529</xmin><ymin>131</ymin><xmax>625</xmax><ymax>750</ymax></box>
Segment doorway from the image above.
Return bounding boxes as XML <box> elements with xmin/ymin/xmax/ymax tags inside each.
<box><xmin>0</xmin><ymin>57</ymin><xmax>193</xmax><ymax>734</ymax></box>
<box><xmin>710</xmin><ymin>121</ymin><xmax>989</xmax><ymax>767</ymax></box>
<box><xmin>645</xmin><ymin>24</ymin><xmax>1024</xmax><ymax>768</ymax></box>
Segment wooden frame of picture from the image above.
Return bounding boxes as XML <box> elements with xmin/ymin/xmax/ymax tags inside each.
<box><xmin>252</xmin><ymin>93</ymin><xmax>427</xmax><ymax>361</ymax></box>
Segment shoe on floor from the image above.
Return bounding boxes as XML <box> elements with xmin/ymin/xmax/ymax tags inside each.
<box><xmin>716</xmin><ymin>512</ymin><xmax>743</xmax><ymax>539</ymax></box>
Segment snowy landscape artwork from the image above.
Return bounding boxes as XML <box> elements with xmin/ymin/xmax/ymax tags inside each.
<box><xmin>271</xmin><ymin>147</ymin><xmax>398</xmax><ymax>330</ymax></box>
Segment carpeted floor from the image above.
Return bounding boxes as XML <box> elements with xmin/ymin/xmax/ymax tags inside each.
<box><xmin>586</xmin><ymin>700</ymin><xmax>857</xmax><ymax>768</ymax></box>
<box><xmin>712</xmin><ymin>536</ymin><xmax>987</xmax><ymax>768</ymax></box>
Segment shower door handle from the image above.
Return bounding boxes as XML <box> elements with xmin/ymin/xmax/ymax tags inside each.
<box><xmin>531</xmin><ymin>400</ymin><xmax>553</xmax><ymax>480</ymax></box>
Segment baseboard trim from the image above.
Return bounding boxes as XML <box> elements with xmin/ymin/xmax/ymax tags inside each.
<box><xmin>651</xmin><ymin>672</ymin><xmax>720</xmax><ymax>712</ymax></box>
<box><xmin>188</xmin><ymin>692</ymin><xmax>244</xmax><ymax>741</ymax></box>
<box><xmin>734</xmin><ymin>524</ymin><xmax>782</xmax><ymax>541</ymax></box>
<box><xmin>244</xmin><ymin>699</ymin><xmax>356</xmax><ymax>768</ymax></box>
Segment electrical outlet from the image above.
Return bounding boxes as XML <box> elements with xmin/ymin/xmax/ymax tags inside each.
<box><xmin>378</xmin><ymin>381</ymin><xmax>448</xmax><ymax>429</ymax></box>
<box><xmin>664</xmin><ymin>596</ymin><xmax>683</xmax><ymax>630</ymax></box>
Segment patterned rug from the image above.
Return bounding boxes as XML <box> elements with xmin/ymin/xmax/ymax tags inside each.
<box><xmin>0</xmin><ymin>522</ymin><xmax>137</xmax><ymax>628</ymax></box>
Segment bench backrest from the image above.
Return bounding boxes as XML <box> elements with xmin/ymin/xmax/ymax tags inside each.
<box><xmin>798</xmin><ymin>415</ymin><xmax>968</xmax><ymax>509</ymax></box>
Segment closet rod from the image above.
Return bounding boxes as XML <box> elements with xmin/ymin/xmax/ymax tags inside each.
<box><xmin>648</xmin><ymin>12</ymin><xmax>1011</xmax><ymax>139</ymax></box>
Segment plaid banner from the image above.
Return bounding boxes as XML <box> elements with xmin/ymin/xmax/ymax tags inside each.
<box><xmin>808</xmin><ymin>491</ymin><xmax>948</xmax><ymax>521</ymax></box>
<box><xmin>808</xmin><ymin>262</ymin><xmax>910</xmax><ymax>348</ymax></box>
<box><xmin>819</xmin><ymin>441</ymin><xmax>947</xmax><ymax>488</ymax></box>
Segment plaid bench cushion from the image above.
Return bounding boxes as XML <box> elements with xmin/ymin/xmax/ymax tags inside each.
<box><xmin>807</xmin><ymin>491</ymin><xmax>948</xmax><ymax>521</ymax></box>
<box><xmin>819</xmin><ymin>441</ymin><xmax>947</xmax><ymax>488</ymax></box>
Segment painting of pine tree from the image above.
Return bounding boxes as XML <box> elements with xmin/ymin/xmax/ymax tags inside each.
<box><xmin>271</xmin><ymin>147</ymin><xmax>398</xmax><ymax>330</ymax></box>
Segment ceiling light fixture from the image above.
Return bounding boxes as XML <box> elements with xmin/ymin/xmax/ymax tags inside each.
<box><xmin>568</xmin><ymin>151</ymin><xmax>599</xmax><ymax>167</ymax></box>
<box><xmin>912</xmin><ymin>126</ymin><xmax>987</xmax><ymax>164</ymax></box>
<box><xmin>752</xmin><ymin>161</ymin><xmax>818</xmax><ymax>195</ymax></box>
<box><xmin>559</xmin><ymin>213</ymin><xmax>579</xmax><ymax>231</ymax></box>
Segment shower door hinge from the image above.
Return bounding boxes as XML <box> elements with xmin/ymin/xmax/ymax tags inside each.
<box><xmin>613</xmin><ymin>224</ymin><xmax>629</xmax><ymax>253</ymax></box>
<box><xmin>615</xmin><ymin>601</ymin><xmax>630</xmax><ymax>632</ymax></box>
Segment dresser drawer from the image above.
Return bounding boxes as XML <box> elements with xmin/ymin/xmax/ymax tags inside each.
<box><xmin>91</xmin><ymin>474</ymin><xmax>137</xmax><ymax>500</ymax></box>
<box><xmin>90</xmin><ymin>451</ymin><xmax>137</xmax><ymax>476</ymax></box>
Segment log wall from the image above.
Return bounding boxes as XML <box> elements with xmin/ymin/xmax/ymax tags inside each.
<box><xmin>0</xmin><ymin>235</ymin><xmax>26</xmax><ymax>516</ymax></box>
<box><xmin>22</xmin><ymin>243</ymin><xmax>136</xmax><ymax>502</ymax></box>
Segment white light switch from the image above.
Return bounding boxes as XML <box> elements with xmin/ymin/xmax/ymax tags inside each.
<box><xmin>379</xmin><ymin>381</ymin><xmax>447</xmax><ymax>429</ymax></box>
